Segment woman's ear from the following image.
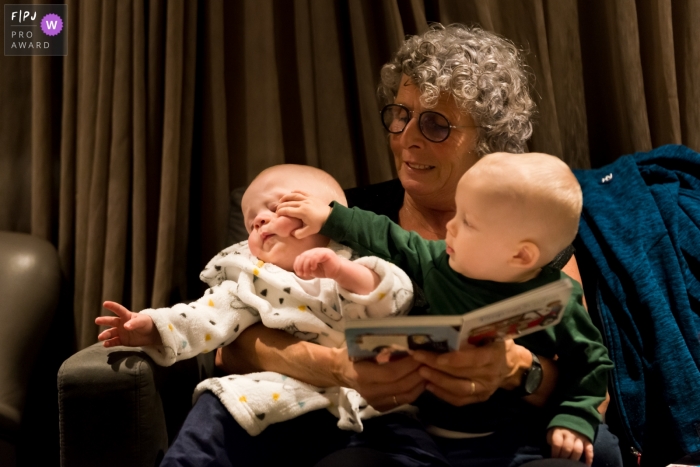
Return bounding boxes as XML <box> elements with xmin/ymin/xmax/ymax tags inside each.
<box><xmin>510</xmin><ymin>241</ymin><xmax>540</xmax><ymax>270</ymax></box>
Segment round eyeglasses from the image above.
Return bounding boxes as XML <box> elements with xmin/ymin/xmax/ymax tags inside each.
<box><xmin>380</xmin><ymin>104</ymin><xmax>476</xmax><ymax>143</ymax></box>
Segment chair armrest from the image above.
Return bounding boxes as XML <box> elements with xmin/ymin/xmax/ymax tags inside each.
<box><xmin>58</xmin><ymin>343</ymin><xmax>214</xmax><ymax>467</ymax></box>
<box><xmin>0</xmin><ymin>232</ymin><xmax>60</xmax><ymax>444</ymax></box>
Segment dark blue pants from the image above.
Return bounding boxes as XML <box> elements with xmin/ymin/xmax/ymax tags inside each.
<box><xmin>161</xmin><ymin>391</ymin><xmax>622</xmax><ymax>467</ymax></box>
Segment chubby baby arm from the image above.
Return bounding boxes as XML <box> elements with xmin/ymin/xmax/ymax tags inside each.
<box><xmin>547</xmin><ymin>426</ymin><xmax>594</xmax><ymax>466</ymax></box>
<box><xmin>277</xmin><ymin>191</ymin><xmax>332</xmax><ymax>239</ymax></box>
<box><xmin>295</xmin><ymin>247</ymin><xmax>413</xmax><ymax>320</ymax></box>
<box><xmin>294</xmin><ymin>247</ymin><xmax>380</xmax><ymax>295</ymax></box>
<box><xmin>96</xmin><ymin>301</ymin><xmax>162</xmax><ymax>347</ymax></box>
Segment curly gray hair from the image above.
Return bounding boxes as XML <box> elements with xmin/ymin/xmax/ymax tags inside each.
<box><xmin>378</xmin><ymin>23</ymin><xmax>535</xmax><ymax>155</ymax></box>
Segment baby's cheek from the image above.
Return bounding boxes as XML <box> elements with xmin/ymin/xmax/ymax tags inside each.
<box><xmin>247</xmin><ymin>233</ymin><xmax>262</xmax><ymax>258</ymax></box>
<box><xmin>277</xmin><ymin>216</ymin><xmax>303</xmax><ymax>232</ymax></box>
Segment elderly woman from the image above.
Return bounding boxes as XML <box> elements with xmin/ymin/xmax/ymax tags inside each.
<box><xmin>162</xmin><ymin>24</ymin><xmax>621</xmax><ymax>467</ymax></box>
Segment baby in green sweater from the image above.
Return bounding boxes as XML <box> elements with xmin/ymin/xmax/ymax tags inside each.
<box><xmin>277</xmin><ymin>152</ymin><xmax>612</xmax><ymax>466</ymax></box>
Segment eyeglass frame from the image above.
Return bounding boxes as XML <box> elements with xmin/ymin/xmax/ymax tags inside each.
<box><xmin>379</xmin><ymin>103</ymin><xmax>480</xmax><ymax>143</ymax></box>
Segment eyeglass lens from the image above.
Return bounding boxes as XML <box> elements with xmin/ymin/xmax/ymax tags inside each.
<box><xmin>381</xmin><ymin>104</ymin><xmax>451</xmax><ymax>142</ymax></box>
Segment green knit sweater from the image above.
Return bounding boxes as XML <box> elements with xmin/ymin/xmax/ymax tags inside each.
<box><xmin>320</xmin><ymin>203</ymin><xmax>613</xmax><ymax>441</ymax></box>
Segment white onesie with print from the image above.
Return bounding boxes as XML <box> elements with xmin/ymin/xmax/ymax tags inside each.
<box><xmin>139</xmin><ymin>240</ymin><xmax>413</xmax><ymax>435</ymax></box>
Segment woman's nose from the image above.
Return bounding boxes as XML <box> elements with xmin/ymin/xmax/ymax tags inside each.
<box><xmin>398</xmin><ymin>115</ymin><xmax>424</xmax><ymax>148</ymax></box>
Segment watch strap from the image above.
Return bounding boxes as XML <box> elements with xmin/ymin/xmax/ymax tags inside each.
<box><xmin>514</xmin><ymin>351</ymin><xmax>542</xmax><ymax>397</ymax></box>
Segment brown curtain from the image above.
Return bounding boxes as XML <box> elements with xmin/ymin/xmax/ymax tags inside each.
<box><xmin>1</xmin><ymin>0</ymin><xmax>698</xmax><ymax>350</ymax></box>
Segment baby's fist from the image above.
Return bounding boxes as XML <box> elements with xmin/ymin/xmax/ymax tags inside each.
<box><xmin>293</xmin><ymin>247</ymin><xmax>341</xmax><ymax>280</ymax></box>
<box><xmin>547</xmin><ymin>427</ymin><xmax>593</xmax><ymax>466</ymax></box>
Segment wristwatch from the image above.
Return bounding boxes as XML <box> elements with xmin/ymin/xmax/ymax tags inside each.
<box><xmin>516</xmin><ymin>351</ymin><xmax>543</xmax><ymax>396</ymax></box>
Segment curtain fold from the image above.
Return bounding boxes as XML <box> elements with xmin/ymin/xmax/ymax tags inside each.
<box><xmin>197</xmin><ymin>0</ymin><xmax>231</xmax><ymax>281</ymax></box>
<box><xmin>152</xmin><ymin>0</ymin><xmax>197</xmax><ymax>308</ymax></box>
<box><xmin>0</xmin><ymin>0</ymin><xmax>698</xmax><ymax>350</ymax></box>
<box><xmin>101</xmin><ymin>0</ymin><xmax>133</xmax><ymax>310</ymax></box>
<box><xmin>130</xmin><ymin>0</ymin><xmax>148</xmax><ymax>313</ymax></box>
<box><xmin>303</xmin><ymin>0</ymin><xmax>358</xmax><ymax>187</ymax></box>
<box><xmin>78</xmin><ymin>0</ymin><xmax>115</xmax><ymax>347</ymax></box>
<box><xmin>543</xmin><ymin>0</ymin><xmax>590</xmax><ymax>169</ymax></box>
<box><xmin>58</xmin><ymin>0</ymin><xmax>78</xmax><ymax>282</ymax></box>
<box><xmin>638</xmin><ymin>0</ymin><xmax>682</xmax><ymax>148</ymax></box>
<box><xmin>30</xmin><ymin>55</ymin><xmax>53</xmax><ymax>240</ymax></box>
<box><xmin>672</xmin><ymin>0</ymin><xmax>700</xmax><ymax>151</ymax></box>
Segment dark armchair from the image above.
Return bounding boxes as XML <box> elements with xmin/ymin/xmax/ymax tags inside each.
<box><xmin>58</xmin><ymin>343</ymin><xmax>215</xmax><ymax>467</ymax></box>
<box><xmin>0</xmin><ymin>232</ymin><xmax>61</xmax><ymax>467</ymax></box>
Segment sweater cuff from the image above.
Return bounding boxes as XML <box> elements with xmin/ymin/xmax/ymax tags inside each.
<box><xmin>139</xmin><ymin>308</ymin><xmax>179</xmax><ymax>366</ymax></box>
<box><xmin>547</xmin><ymin>413</ymin><xmax>599</xmax><ymax>443</ymax></box>
<box><xmin>336</xmin><ymin>256</ymin><xmax>412</xmax><ymax>319</ymax></box>
<box><xmin>319</xmin><ymin>202</ymin><xmax>354</xmax><ymax>242</ymax></box>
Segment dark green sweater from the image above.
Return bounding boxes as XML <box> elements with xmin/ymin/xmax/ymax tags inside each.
<box><xmin>320</xmin><ymin>203</ymin><xmax>612</xmax><ymax>441</ymax></box>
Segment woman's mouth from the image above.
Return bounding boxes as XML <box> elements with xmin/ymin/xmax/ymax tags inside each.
<box><xmin>405</xmin><ymin>162</ymin><xmax>434</xmax><ymax>171</ymax></box>
<box><xmin>446</xmin><ymin>245</ymin><xmax>454</xmax><ymax>255</ymax></box>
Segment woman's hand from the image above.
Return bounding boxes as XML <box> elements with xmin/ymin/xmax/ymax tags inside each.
<box><xmin>334</xmin><ymin>353</ymin><xmax>427</xmax><ymax>411</ymax></box>
<box><xmin>216</xmin><ymin>323</ymin><xmax>426</xmax><ymax>411</ymax></box>
<box><xmin>411</xmin><ymin>339</ymin><xmax>552</xmax><ymax>406</ymax></box>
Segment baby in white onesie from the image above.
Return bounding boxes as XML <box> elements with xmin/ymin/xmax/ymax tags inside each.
<box><xmin>95</xmin><ymin>164</ymin><xmax>413</xmax><ymax>435</ymax></box>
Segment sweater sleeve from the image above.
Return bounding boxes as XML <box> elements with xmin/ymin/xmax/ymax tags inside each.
<box><xmin>139</xmin><ymin>277</ymin><xmax>261</xmax><ymax>366</ymax></box>
<box><xmin>319</xmin><ymin>203</ymin><xmax>444</xmax><ymax>290</ymax></box>
<box><xmin>337</xmin><ymin>255</ymin><xmax>414</xmax><ymax>320</ymax></box>
<box><xmin>544</xmin><ymin>279</ymin><xmax>613</xmax><ymax>442</ymax></box>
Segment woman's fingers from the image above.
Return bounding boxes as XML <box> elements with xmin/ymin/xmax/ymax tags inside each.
<box><xmin>342</xmin><ymin>356</ymin><xmax>425</xmax><ymax>408</ymax></box>
<box><xmin>419</xmin><ymin>366</ymin><xmax>482</xmax><ymax>405</ymax></box>
<box><xmin>365</xmin><ymin>368</ymin><xmax>426</xmax><ymax>411</ymax></box>
<box><xmin>353</xmin><ymin>355</ymin><xmax>422</xmax><ymax>385</ymax></box>
<box><xmin>411</xmin><ymin>347</ymin><xmax>505</xmax><ymax>404</ymax></box>
<box><xmin>375</xmin><ymin>378</ymin><xmax>426</xmax><ymax>411</ymax></box>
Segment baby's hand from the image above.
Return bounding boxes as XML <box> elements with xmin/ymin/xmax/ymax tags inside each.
<box><xmin>95</xmin><ymin>301</ymin><xmax>162</xmax><ymax>347</ymax></box>
<box><xmin>294</xmin><ymin>247</ymin><xmax>342</xmax><ymax>280</ymax></box>
<box><xmin>547</xmin><ymin>427</ymin><xmax>593</xmax><ymax>466</ymax></box>
<box><xmin>277</xmin><ymin>191</ymin><xmax>332</xmax><ymax>239</ymax></box>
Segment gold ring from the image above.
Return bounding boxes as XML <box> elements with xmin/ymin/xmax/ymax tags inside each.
<box><xmin>470</xmin><ymin>381</ymin><xmax>476</xmax><ymax>395</ymax></box>
<box><xmin>393</xmin><ymin>395</ymin><xmax>399</xmax><ymax>407</ymax></box>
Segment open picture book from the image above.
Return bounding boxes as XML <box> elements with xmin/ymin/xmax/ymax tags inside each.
<box><xmin>345</xmin><ymin>278</ymin><xmax>573</xmax><ymax>362</ymax></box>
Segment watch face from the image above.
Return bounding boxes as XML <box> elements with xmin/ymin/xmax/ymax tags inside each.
<box><xmin>525</xmin><ymin>365</ymin><xmax>543</xmax><ymax>394</ymax></box>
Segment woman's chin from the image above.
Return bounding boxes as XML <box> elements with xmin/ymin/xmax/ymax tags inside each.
<box><xmin>399</xmin><ymin>170</ymin><xmax>440</xmax><ymax>193</ymax></box>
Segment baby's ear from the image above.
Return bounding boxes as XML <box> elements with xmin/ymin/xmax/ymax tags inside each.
<box><xmin>509</xmin><ymin>241</ymin><xmax>540</xmax><ymax>270</ymax></box>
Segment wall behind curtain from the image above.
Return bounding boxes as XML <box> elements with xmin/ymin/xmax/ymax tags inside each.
<box><xmin>0</xmin><ymin>0</ymin><xmax>698</xmax><ymax>353</ymax></box>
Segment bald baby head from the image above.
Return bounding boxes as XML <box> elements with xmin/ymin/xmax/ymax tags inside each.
<box><xmin>465</xmin><ymin>152</ymin><xmax>582</xmax><ymax>264</ymax></box>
